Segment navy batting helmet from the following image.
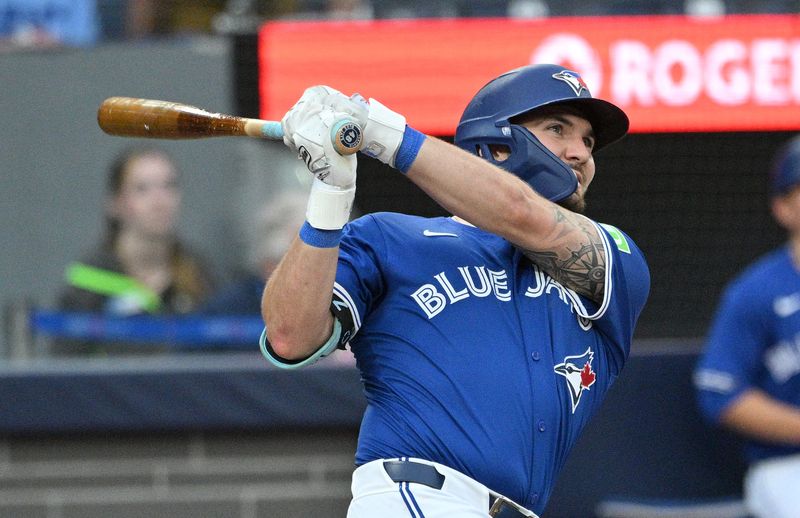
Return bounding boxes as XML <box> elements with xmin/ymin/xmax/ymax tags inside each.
<box><xmin>454</xmin><ymin>64</ymin><xmax>629</xmax><ymax>201</ymax></box>
<box><xmin>770</xmin><ymin>136</ymin><xmax>800</xmax><ymax>197</ymax></box>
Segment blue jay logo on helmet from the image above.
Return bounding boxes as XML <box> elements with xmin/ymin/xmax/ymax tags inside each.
<box><xmin>552</xmin><ymin>70</ymin><xmax>589</xmax><ymax>96</ymax></box>
<box><xmin>454</xmin><ymin>64</ymin><xmax>630</xmax><ymax>203</ymax></box>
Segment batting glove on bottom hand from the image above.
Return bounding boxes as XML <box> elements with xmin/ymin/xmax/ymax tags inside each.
<box><xmin>282</xmin><ymin>96</ymin><xmax>357</xmax><ymax>188</ymax></box>
<box><xmin>282</xmin><ymin>93</ymin><xmax>357</xmax><ymax>230</ymax></box>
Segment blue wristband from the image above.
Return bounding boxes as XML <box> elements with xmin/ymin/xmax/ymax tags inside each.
<box><xmin>395</xmin><ymin>126</ymin><xmax>426</xmax><ymax>174</ymax></box>
<box><xmin>299</xmin><ymin>221</ymin><xmax>343</xmax><ymax>248</ymax></box>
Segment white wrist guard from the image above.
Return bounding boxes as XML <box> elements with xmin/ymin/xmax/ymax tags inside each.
<box><xmin>362</xmin><ymin>98</ymin><xmax>406</xmax><ymax>167</ymax></box>
<box><xmin>306</xmin><ymin>178</ymin><xmax>355</xmax><ymax>230</ymax></box>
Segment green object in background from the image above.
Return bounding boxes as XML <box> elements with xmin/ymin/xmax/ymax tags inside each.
<box><xmin>65</xmin><ymin>262</ymin><xmax>161</xmax><ymax>313</ymax></box>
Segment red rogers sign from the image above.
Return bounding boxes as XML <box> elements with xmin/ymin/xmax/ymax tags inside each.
<box><xmin>259</xmin><ymin>15</ymin><xmax>800</xmax><ymax>134</ymax></box>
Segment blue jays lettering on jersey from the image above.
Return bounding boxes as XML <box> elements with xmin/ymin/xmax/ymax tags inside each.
<box><xmin>695</xmin><ymin>246</ymin><xmax>800</xmax><ymax>463</ymax></box>
<box><xmin>265</xmin><ymin>212</ymin><xmax>648</xmax><ymax>514</ymax></box>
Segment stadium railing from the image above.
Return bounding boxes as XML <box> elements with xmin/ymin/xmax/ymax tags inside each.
<box><xmin>4</xmin><ymin>305</ymin><xmax>265</xmax><ymax>359</ymax></box>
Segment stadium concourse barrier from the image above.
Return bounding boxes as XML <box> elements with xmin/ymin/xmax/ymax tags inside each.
<box><xmin>0</xmin><ymin>310</ymin><xmax>748</xmax><ymax>517</ymax></box>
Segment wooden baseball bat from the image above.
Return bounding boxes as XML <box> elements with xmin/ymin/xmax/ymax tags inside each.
<box><xmin>96</xmin><ymin>96</ymin><xmax>362</xmax><ymax>155</ymax></box>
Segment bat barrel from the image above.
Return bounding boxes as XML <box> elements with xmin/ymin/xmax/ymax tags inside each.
<box><xmin>96</xmin><ymin>97</ymin><xmax>360</xmax><ymax>152</ymax></box>
<box><xmin>97</xmin><ymin>97</ymin><xmax>248</xmax><ymax>139</ymax></box>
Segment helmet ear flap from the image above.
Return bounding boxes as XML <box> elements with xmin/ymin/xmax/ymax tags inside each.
<box><xmin>502</xmin><ymin>125</ymin><xmax>578</xmax><ymax>202</ymax></box>
<box><xmin>454</xmin><ymin>118</ymin><xmax>577</xmax><ymax>201</ymax></box>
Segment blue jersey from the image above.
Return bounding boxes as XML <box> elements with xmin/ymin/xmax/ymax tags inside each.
<box><xmin>265</xmin><ymin>212</ymin><xmax>649</xmax><ymax>514</ymax></box>
<box><xmin>695</xmin><ymin>246</ymin><xmax>800</xmax><ymax>464</ymax></box>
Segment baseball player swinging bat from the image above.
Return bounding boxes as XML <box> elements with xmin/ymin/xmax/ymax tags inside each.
<box><xmin>96</xmin><ymin>96</ymin><xmax>363</xmax><ymax>155</ymax></box>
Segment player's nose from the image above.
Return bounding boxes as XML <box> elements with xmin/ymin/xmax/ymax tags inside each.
<box><xmin>563</xmin><ymin>137</ymin><xmax>591</xmax><ymax>164</ymax></box>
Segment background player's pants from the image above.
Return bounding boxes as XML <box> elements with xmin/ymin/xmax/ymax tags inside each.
<box><xmin>744</xmin><ymin>453</ymin><xmax>800</xmax><ymax>518</ymax></box>
<box><xmin>347</xmin><ymin>457</ymin><xmax>494</xmax><ymax>518</ymax></box>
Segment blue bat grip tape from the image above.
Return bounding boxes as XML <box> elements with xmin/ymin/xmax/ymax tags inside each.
<box><xmin>261</xmin><ymin>122</ymin><xmax>284</xmax><ymax>140</ymax></box>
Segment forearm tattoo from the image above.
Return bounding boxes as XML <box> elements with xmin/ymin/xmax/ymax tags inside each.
<box><xmin>521</xmin><ymin>207</ymin><xmax>606</xmax><ymax>302</ymax></box>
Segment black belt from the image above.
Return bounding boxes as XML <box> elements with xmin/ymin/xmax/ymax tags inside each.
<box><xmin>382</xmin><ymin>460</ymin><xmax>534</xmax><ymax>517</ymax></box>
<box><xmin>383</xmin><ymin>460</ymin><xmax>445</xmax><ymax>489</ymax></box>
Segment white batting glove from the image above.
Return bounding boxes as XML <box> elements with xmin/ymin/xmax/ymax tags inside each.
<box><xmin>323</xmin><ymin>92</ymin><xmax>408</xmax><ymax>168</ymax></box>
<box><xmin>288</xmin><ymin>107</ymin><xmax>358</xmax><ymax>187</ymax></box>
<box><xmin>282</xmin><ymin>102</ymin><xmax>357</xmax><ymax>230</ymax></box>
<box><xmin>281</xmin><ymin>85</ymin><xmax>341</xmax><ymax>151</ymax></box>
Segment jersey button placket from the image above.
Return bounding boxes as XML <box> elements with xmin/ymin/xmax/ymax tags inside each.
<box><xmin>531</xmin><ymin>351</ymin><xmax>540</xmax><ymax>361</ymax></box>
<box><xmin>537</xmin><ymin>420</ymin><xmax>546</xmax><ymax>432</ymax></box>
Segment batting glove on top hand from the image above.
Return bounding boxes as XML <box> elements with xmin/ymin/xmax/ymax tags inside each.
<box><xmin>286</xmin><ymin>84</ymin><xmax>424</xmax><ymax>174</ymax></box>
<box><xmin>321</xmin><ymin>90</ymin><xmax>408</xmax><ymax>169</ymax></box>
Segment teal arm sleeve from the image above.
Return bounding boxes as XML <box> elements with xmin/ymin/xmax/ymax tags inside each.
<box><xmin>259</xmin><ymin>318</ymin><xmax>342</xmax><ymax>370</ymax></box>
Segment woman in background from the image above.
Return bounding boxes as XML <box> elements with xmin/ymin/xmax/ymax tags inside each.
<box><xmin>59</xmin><ymin>145</ymin><xmax>215</xmax><ymax>319</ymax></box>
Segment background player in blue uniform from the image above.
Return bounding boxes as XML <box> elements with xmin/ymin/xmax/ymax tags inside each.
<box><xmin>695</xmin><ymin>136</ymin><xmax>800</xmax><ymax>518</ymax></box>
<box><xmin>261</xmin><ymin>64</ymin><xmax>650</xmax><ymax>517</ymax></box>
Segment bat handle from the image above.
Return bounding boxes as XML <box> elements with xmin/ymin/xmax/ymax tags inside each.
<box><xmin>329</xmin><ymin>119</ymin><xmax>363</xmax><ymax>156</ymax></box>
<box><xmin>259</xmin><ymin>121</ymin><xmax>284</xmax><ymax>140</ymax></box>
<box><xmin>259</xmin><ymin>119</ymin><xmax>363</xmax><ymax>156</ymax></box>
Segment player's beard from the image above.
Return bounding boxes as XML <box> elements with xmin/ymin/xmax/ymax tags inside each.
<box><xmin>558</xmin><ymin>192</ymin><xmax>587</xmax><ymax>214</ymax></box>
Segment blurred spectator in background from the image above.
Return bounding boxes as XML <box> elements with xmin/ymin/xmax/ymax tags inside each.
<box><xmin>506</xmin><ymin>0</ymin><xmax>549</xmax><ymax>18</ymax></box>
<box><xmin>3</xmin><ymin>0</ymin><xmax>793</xmax><ymax>49</ymax></box>
<box><xmin>120</xmin><ymin>0</ymin><xmax>299</xmax><ymax>39</ymax></box>
<box><xmin>0</xmin><ymin>0</ymin><xmax>99</xmax><ymax>50</ymax></box>
<box><xmin>694</xmin><ymin>136</ymin><xmax>800</xmax><ymax>518</ymax></box>
<box><xmin>324</xmin><ymin>0</ymin><xmax>373</xmax><ymax>19</ymax></box>
<box><xmin>58</xmin><ymin>145</ymin><xmax>216</xmax><ymax>319</ymax></box>
<box><xmin>200</xmin><ymin>190</ymin><xmax>306</xmax><ymax>315</ymax></box>
<box><xmin>123</xmin><ymin>0</ymin><xmax>227</xmax><ymax>39</ymax></box>
<box><xmin>12</xmin><ymin>0</ymin><xmax>790</xmax><ymax>46</ymax></box>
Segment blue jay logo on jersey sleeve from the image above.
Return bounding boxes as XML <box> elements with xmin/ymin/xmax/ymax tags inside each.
<box><xmin>554</xmin><ymin>348</ymin><xmax>597</xmax><ymax>413</ymax></box>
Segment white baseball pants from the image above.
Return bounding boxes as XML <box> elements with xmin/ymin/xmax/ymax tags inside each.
<box><xmin>745</xmin><ymin>453</ymin><xmax>800</xmax><ymax>518</ymax></box>
<box><xmin>347</xmin><ymin>457</ymin><xmax>492</xmax><ymax>517</ymax></box>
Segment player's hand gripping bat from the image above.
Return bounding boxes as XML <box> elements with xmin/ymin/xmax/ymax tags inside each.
<box><xmin>96</xmin><ymin>96</ymin><xmax>363</xmax><ymax>155</ymax></box>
